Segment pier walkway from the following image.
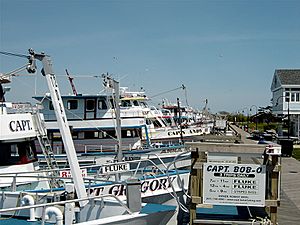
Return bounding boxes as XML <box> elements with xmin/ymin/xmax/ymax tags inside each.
<box><xmin>231</xmin><ymin>124</ymin><xmax>300</xmax><ymax>224</ymax></box>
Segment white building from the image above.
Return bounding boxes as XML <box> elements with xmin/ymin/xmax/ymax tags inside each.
<box><xmin>271</xmin><ymin>69</ymin><xmax>300</xmax><ymax>139</ymax></box>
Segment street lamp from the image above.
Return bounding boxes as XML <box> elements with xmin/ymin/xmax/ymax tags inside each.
<box><xmin>275</xmin><ymin>95</ymin><xmax>290</xmax><ymax>138</ymax></box>
<box><xmin>241</xmin><ymin>107</ymin><xmax>249</xmax><ymax>131</ymax></box>
<box><xmin>250</xmin><ymin>105</ymin><xmax>258</xmax><ymax>130</ymax></box>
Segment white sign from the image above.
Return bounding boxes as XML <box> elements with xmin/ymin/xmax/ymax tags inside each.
<box><xmin>203</xmin><ymin>163</ymin><xmax>266</xmax><ymax>207</ymax></box>
<box><xmin>0</xmin><ymin>113</ymin><xmax>37</xmax><ymax>141</ymax></box>
<box><xmin>59</xmin><ymin>168</ymin><xmax>87</xmax><ymax>178</ymax></box>
<box><xmin>101</xmin><ymin>162</ymin><xmax>130</xmax><ymax>174</ymax></box>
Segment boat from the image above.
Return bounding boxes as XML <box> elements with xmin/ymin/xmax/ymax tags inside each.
<box><xmin>32</xmin><ymin>78</ymin><xmax>211</xmax><ymax>154</ymax></box>
<box><xmin>0</xmin><ymin>49</ymin><xmax>182</xmax><ymax>225</ymax></box>
<box><xmin>0</xmin><ymin>76</ymin><xmax>50</xmax><ymax>191</ymax></box>
<box><xmin>32</xmin><ymin>72</ymin><xmax>192</xmax><ymax>171</ymax></box>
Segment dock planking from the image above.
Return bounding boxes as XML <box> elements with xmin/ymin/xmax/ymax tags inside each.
<box><xmin>278</xmin><ymin>157</ymin><xmax>300</xmax><ymax>224</ymax></box>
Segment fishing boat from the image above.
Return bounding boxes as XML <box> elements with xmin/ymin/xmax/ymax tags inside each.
<box><xmin>0</xmin><ymin>49</ymin><xmax>182</xmax><ymax>225</ymax></box>
<box><xmin>32</xmin><ymin>72</ymin><xmax>192</xmax><ymax>171</ymax></box>
<box><xmin>32</xmin><ymin>77</ymin><xmax>211</xmax><ymax>154</ymax></box>
<box><xmin>0</xmin><ymin>76</ymin><xmax>50</xmax><ymax>191</ymax></box>
<box><xmin>32</xmin><ymin>90</ymin><xmax>147</xmax><ymax>154</ymax></box>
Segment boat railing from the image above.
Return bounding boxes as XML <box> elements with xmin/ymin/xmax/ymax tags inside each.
<box><xmin>3</xmin><ymin>102</ymin><xmax>40</xmax><ymax>113</ymax></box>
<box><xmin>0</xmin><ymin>165</ymin><xmax>126</xmax><ymax>192</ymax></box>
<box><xmin>1</xmin><ymin>152</ymin><xmax>191</xmax><ymax>212</ymax></box>
<box><xmin>84</xmin><ymin>144</ymin><xmax>133</xmax><ymax>153</ymax></box>
<box><xmin>47</xmin><ymin>143</ymin><xmax>136</xmax><ymax>155</ymax></box>
<box><xmin>0</xmin><ymin>193</ymin><xmax>133</xmax><ymax>222</ymax></box>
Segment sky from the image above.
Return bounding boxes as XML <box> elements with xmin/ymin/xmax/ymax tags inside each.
<box><xmin>1</xmin><ymin>0</ymin><xmax>300</xmax><ymax>113</ymax></box>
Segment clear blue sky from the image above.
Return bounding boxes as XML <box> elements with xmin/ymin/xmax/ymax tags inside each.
<box><xmin>1</xmin><ymin>0</ymin><xmax>300</xmax><ymax>113</ymax></box>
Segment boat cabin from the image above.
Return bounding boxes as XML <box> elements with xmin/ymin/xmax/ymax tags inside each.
<box><xmin>33</xmin><ymin>93</ymin><xmax>147</xmax><ymax>152</ymax></box>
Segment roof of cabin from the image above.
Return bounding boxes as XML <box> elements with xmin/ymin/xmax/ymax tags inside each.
<box><xmin>275</xmin><ymin>69</ymin><xmax>300</xmax><ymax>85</ymax></box>
<box><xmin>32</xmin><ymin>94</ymin><xmax>110</xmax><ymax>100</ymax></box>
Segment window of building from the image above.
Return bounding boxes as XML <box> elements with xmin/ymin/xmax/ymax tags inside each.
<box><xmin>67</xmin><ymin>100</ymin><xmax>78</xmax><ymax>110</ymax></box>
<box><xmin>86</xmin><ymin>99</ymin><xmax>95</xmax><ymax>111</ymax></box>
<box><xmin>285</xmin><ymin>92</ymin><xmax>290</xmax><ymax>102</ymax></box>
<box><xmin>291</xmin><ymin>93</ymin><xmax>295</xmax><ymax>102</ymax></box>
<box><xmin>296</xmin><ymin>93</ymin><xmax>300</xmax><ymax>102</ymax></box>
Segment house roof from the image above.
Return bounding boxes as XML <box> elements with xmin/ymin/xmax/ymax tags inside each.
<box><xmin>275</xmin><ymin>69</ymin><xmax>300</xmax><ymax>85</ymax></box>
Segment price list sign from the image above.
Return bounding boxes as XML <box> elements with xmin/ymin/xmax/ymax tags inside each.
<box><xmin>203</xmin><ymin>163</ymin><xmax>266</xmax><ymax>207</ymax></box>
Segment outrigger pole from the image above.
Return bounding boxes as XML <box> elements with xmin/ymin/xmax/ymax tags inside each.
<box><xmin>26</xmin><ymin>49</ymin><xmax>88</xmax><ymax>206</ymax></box>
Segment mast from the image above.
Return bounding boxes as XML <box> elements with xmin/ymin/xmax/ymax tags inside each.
<box><xmin>27</xmin><ymin>49</ymin><xmax>87</xmax><ymax>206</ymax></box>
<box><xmin>102</xmin><ymin>74</ymin><xmax>122</xmax><ymax>162</ymax></box>
<box><xmin>177</xmin><ymin>97</ymin><xmax>184</xmax><ymax>144</ymax></box>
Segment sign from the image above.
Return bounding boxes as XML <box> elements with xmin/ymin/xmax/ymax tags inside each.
<box><xmin>59</xmin><ymin>168</ymin><xmax>87</xmax><ymax>178</ymax></box>
<box><xmin>203</xmin><ymin>163</ymin><xmax>266</xmax><ymax>206</ymax></box>
<box><xmin>0</xmin><ymin>113</ymin><xmax>36</xmax><ymax>141</ymax></box>
<box><xmin>101</xmin><ymin>162</ymin><xmax>130</xmax><ymax>174</ymax></box>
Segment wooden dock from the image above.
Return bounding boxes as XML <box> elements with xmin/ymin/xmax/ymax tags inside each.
<box><xmin>278</xmin><ymin>157</ymin><xmax>300</xmax><ymax>225</ymax></box>
<box><xmin>231</xmin><ymin>124</ymin><xmax>300</xmax><ymax>224</ymax></box>
<box><xmin>186</xmin><ymin>124</ymin><xmax>300</xmax><ymax>224</ymax></box>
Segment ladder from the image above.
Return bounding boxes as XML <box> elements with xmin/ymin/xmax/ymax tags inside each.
<box><xmin>32</xmin><ymin>108</ymin><xmax>61</xmax><ymax>188</ymax></box>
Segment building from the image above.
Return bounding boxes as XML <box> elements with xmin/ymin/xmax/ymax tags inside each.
<box><xmin>270</xmin><ymin>69</ymin><xmax>300</xmax><ymax>139</ymax></box>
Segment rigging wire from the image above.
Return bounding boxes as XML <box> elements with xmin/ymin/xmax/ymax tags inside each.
<box><xmin>0</xmin><ymin>51</ymin><xmax>29</xmax><ymax>59</ymax></box>
<box><xmin>3</xmin><ymin>63</ymin><xmax>30</xmax><ymax>77</ymax></box>
<box><xmin>150</xmin><ymin>84</ymin><xmax>186</xmax><ymax>99</ymax></box>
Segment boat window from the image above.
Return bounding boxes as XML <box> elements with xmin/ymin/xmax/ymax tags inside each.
<box><xmin>0</xmin><ymin>143</ymin><xmax>12</xmax><ymax>166</ymax></box>
<box><xmin>0</xmin><ymin>141</ymin><xmax>37</xmax><ymax>166</ymax></box>
<box><xmin>67</xmin><ymin>100</ymin><xmax>78</xmax><ymax>110</ymax></box>
<box><xmin>109</xmin><ymin>98</ymin><xmax>115</xmax><ymax>109</ymax></box>
<box><xmin>146</xmin><ymin>118</ymin><xmax>152</xmax><ymax>125</ymax></box>
<box><xmin>98</xmin><ymin>99</ymin><xmax>108</xmax><ymax>110</ymax></box>
<box><xmin>78</xmin><ymin>132</ymin><xmax>84</xmax><ymax>139</ymax></box>
<box><xmin>49</xmin><ymin>101</ymin><xmax>54</xmax><ymax>110</ymax></box>
<box><xmin>106</xmin><ymin>130</ymin><xmax>116</xmax><ymax>138</ymax></box>
<box><xmin>133</xmin><ymin>100</ymin><xmax>139</xmax><ymax>106</ymax></box>
<box><xmin>52</xmin><ymin>132</ymin><xmax>61</xmax><ymax>140</ymax></box>
<box><xmin>17</xmin><ymin>141</ymin><xmax>37</xmax><ymax>164</ymax></box>
<box><xmin>121</xmin><ymin>100</ymin><xmax>132</xmax><ymax>107</ymax></box>
<box><xmin>72</xmin><ymin>131</ymin><xmax>78</xmax><ymax>139</ymax></box>
<box><xmin>86</xmin><ymin>99</ymin><xmax>95</xmax><ymax>111</ymax></box>
<box><xmin>153</xmin><ymin>119</ymin><xmax>162</xmax><ymax>128</ymax></box>
<box><xmin>140</xmin><ymin>102</ymin><xmax>148</xmax><ymax>108</ymax></box>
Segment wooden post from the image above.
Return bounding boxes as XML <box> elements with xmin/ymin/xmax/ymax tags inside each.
<box><xmin>190</xmin><ymin>147</ymin><xmax>206</xmax><ymax>225</ymax></box>
<box><xmin>269</xmin><ymin>155</ymin><xmax>280</xmax><ymax>224</ymax></box>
